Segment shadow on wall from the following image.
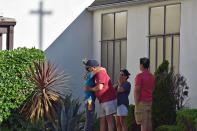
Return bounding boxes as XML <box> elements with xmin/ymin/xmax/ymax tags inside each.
<box><xmin>44</xmin><ymin>9</ymin><xmax>93</xmax><ymax>103</ymax></box>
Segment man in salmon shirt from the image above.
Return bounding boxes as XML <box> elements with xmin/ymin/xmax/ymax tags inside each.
<box><xmin>134</xmin><ymin>57</ymin><xmax>155</xmax><ymax>131</ymax></box>
<box><xmin>85</xmin><ymin>59</ymin><xmax>117</xmax><ymax>131</ymax></box>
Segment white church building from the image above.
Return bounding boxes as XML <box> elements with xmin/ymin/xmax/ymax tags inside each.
<box><xmin>45</xmin><ymin>0</ymin><xmax>197</xmax><ymax>108</ymax></box>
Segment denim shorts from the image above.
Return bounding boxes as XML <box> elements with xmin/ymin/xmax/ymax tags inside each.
<box><xmin>117</xmin><ymin>104</ymin><xmax>128</xmax><ymax>116</ymax></box>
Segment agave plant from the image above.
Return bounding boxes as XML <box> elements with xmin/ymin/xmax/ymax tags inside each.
<box><xmin>57</xmin><ymin>95</ymin><xmax>84</xmax><ymax>131</ymax></box>
<box><xmin>21</xmin><ymin>59</ymin><xmax>68</xmax><ymax>129</ymax></box>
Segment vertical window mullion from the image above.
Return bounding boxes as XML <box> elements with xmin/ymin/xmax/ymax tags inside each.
<box><xmin>112</xmin><ymin>13</ymin><xmax>116</xmax><ymax>83</ymax></box>
<box><xmin>120</xmin><ymin>40</ymin><xmax>122</xmax><ymax>70</ymax></box>
<box><xmin>148</xmin><ymin>8</ymin><xmax>151</xmax><ymax>59</ymax></box>
<box><xmin>156</xmin><ymin>37</ymin><xmax>158</xmax><ymax>69</ymax></box>
<box><xmin>164</xmin><ymin>5</ymin><xmax>166</xmax><ymax>61</ymax></box>
<box><xmin>171</xmin><ymin>35</ymin><xmax>174</xmax><ymax>71</ymax></box>
<box><xmin>107</xmin><ymin>41</ymin><xmax>109</xmax><ymax>73</ymax></box>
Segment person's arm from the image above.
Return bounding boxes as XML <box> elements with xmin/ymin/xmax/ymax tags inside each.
<box><xmin>85</xmin><ymin>84</ymin><xmax>103</xmax><ymax>92</ymax></box>
<box><xmin>117</xmin><ymin>85</ymin><xmax>125</xmax><ymax>93</ymax></box>
<box><xmin>134</xmin><ymin>75</ymin><xmax>142</xmax><ymax>106</ymax></box>
<box><xmin>91</xmin><ymin>67</ymin><xmax>105</xmax><ymax>77</ymax></box>
<box><xmin>134</xmin><ymin>85</ymin><xmax>141</xmax><ymax>106</ymax></box>
<box><xmin>113</xmin><ymin>84</ymin><xmax>118</xmax><ymax>89</ymax></box>
<box><xmin>117</xmin><ymin>77</ymin><xmax>124</xmax><ymax>93</ymax></box>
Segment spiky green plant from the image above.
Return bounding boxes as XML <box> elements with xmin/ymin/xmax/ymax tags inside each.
<box><xmin>57</xmin><ymin>95</ymin><xmax>84</xmax><ymax>131</ymax></box>
<box><xmin>20</xmin><ymin>59</ymin><xmax>68</xmax><ymax>129</ymax></box>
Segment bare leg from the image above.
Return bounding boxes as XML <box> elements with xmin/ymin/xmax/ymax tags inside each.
<box><xmin>106</xmin><ymin>114</ymin><xmax>114</xmax><ymax>131</ymax></box>
<box><xmin>115</xmin><ymin>116</ymin><xmax>122</xmax><ymax>131</ymax></box>
<box><xmin>120</xmin><ymin>116</ymin><xmax>127</xmax><ymax>131</ymax></box>
<box><xmin>100</xmin><ymin>117</ymin><xmax>106</xmax><ymax>131</ymax></box>
<box><xmin>147</xmin><ymin>119</ymin><xmax>152</xmax><ymax>131</ymax></box>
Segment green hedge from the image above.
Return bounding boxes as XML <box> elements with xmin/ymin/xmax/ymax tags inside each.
<box><xmin>0</xmin><ymin>47</ymin><xmax>45</xmax><ymax>123</ymax></box>
<box><xmin>176</xmin><ymin>109</ymin><xmax>197</xmax><ymax>131</ymax></box>
<box><xmin>156</xmin><ymin>125</ymin><xmax>181</xmax><ymax>131</ymax></box>
<box><xmin>195</xmin><ymin>118</ymin><xmax>197</xmax><ymax>130</ymax></box>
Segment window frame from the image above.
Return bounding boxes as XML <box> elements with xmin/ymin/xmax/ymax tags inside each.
<box><xmin>148</xmin><ymin>3</ymin><xmax>181</xmax><ymax>73</ymax></box>
<box><xmin>100</xmin><ymin>10</ymin><xmax>128</xmax><ymax>83</ymax></box>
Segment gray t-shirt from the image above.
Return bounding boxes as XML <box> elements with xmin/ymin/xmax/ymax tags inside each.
<box><xmin>117</xmin><ymin>81</ymin><xmax>131</xmax><ymax>107</ymax></box>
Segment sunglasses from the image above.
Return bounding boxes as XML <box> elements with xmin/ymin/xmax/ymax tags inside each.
<box><xmin>120</xmin><ymin>73</ymin><xmax>125</xmax><ymax>76</ymax></box>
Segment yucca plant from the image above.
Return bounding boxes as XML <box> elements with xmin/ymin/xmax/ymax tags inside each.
<box><xmin>20</xmin><ymin>59</ymin><xmax>68</xmax><ymax>130</ymax></box>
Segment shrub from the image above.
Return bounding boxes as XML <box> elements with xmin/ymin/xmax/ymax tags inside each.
<box><xmin>126</xmin><ymin>104</ymin><xmax>140</xmax><ymax>131</ymax></box>
<box><xmin>0</xmin><ymin>47</ymin><xmax>45</xmax><ymax>123</ymax></box>
<box><xmin>156</xmin><ymin>125</ymin><xmax>181</xmax><ymax>131</ymax></box>
<box><xmin>176</xmin><ymin>109</ymin><xmax>197</xmax><ymax>131</ymax></box>
<box><xmin>152</xmin><ymin>60</ymin><xmax>176</xmax><ymax>129</ymax></box>
<box><xmin>171</xmin><ymin>73</ymin><xmax>190</xmax><ymax>110</ymax></box>
<box><xmin>195</xmin><ymin>118</ymin><xmax>197</xmax><ymax>130</ymax></box>
<box><xmin>0</xmin><ymin>109</ymin><xmax>43</xmax><ymax>131</ymax></box>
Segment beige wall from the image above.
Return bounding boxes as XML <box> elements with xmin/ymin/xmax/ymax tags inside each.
<box><xmin>92</xmin><ymin>0</ymin><xmax>197</xmax><ymax>108</ymax></box>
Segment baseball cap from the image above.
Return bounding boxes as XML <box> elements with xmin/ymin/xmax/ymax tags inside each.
<box><xmin>85</xmin><ymin>59</ymin><xmax>99</xmax><ymax>67</ymax></box>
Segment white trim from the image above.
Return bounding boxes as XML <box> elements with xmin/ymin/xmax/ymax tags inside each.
<box><xmin>87</xmin><ymin>0</ymin><xmax>167</xmax><ymax>11</ymax></box>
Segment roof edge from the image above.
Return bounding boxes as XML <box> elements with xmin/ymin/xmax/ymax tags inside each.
<box><xmin>87</xmin><ymin>0</ymin><xmax>167</xmax><ymax>11</ymax></box>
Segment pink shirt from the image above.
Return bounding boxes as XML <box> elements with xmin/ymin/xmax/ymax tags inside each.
<box><xmin>134</xmin><ymin>70</ymin><xmax>155</xmax><ymax>102</ymax></box>
<box><xmin>94</xmin><ymin>70</ymin><xmax>117</xmax><ymax>103</ymax></box>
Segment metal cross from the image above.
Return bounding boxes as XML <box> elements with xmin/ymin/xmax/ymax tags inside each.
<box><xmin>30</xmin><ymin>0</ymin><xmax>52</xmax><ymax>50</ymax></box>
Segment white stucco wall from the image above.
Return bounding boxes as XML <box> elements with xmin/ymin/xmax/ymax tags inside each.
<box><xmin>92</xmin><ymin>0</ymin><xmax>197</xmax><ymax>108</ymax></box>
<box><xmin>44</xmin><ymin>10</ymin><xmax>93</xmax><ymax>104</ymax></box>
<box><xmin>180</xmin><ymin>0</ymin><xmax>197</xmax><ymax>108</ymax></box>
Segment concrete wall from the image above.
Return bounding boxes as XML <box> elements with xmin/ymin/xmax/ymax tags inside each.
<box><xmin>44</xmin><ymin>10</ymin><xmax>93</xmax><ymax>103</ymax></box>
<box><xmin>92</xmin><ymin>0</ymin><xmax>197</xmax><ymax>108</ymax></box>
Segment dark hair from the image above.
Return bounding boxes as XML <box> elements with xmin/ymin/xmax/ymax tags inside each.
<box><xmin>85</xmin><ymin>66</ymin><xmax>90</xmax><ymax>72</ymax></box>
<box><xmin>140</xmin><ymin>57</ymin><xmax>150</xmax><ymax>69</ymax></box>
<box><xmin>120</xmin><ymin>68</ymin><xmax>130</xmax><ymax>80</ymax></box>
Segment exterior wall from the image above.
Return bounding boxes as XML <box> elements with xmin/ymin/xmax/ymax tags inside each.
<box><xmin>44</xmin><ymin>10</ymin><xmax>93</xmax><ymax>104</ymax></box>
<box><xmin>180</xmin><ymin>0</ymin><xmax>197</xmax><ymax>108</ymax></box>
<box><xmin>92</xmin><ymin>0</ymin><xmax>197</xmax><ymax>108</ymax></box>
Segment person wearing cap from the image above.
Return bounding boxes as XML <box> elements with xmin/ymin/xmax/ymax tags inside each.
<box><xmin>82</xmin><ymin>60</ymin><xmax>105</xmax><ymax>131</ymax></box>
<box><xmin>85</xmin><ymin>59</ymin><xmax>117</xmax><ymax>131</ymax></box>
<box><xmin>134</xmin><ymin>57</ymin><xmax>155</xmax><ymax>131</ymax></box>
<box><xmin>114</xmin><ymin>68</ymin><xmax>131</xmax><ymax>131</ymax></box>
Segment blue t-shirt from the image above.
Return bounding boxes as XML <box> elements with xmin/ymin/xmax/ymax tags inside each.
<box><xmin>84</xmin><ymin>72</ymin><xmax>96</xmax><ymax>101</ymax></box>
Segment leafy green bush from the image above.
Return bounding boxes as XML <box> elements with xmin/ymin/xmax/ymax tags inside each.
<box><xmin>152</xmin><ymin>60</ymin><xmax>176</xmax><ymax>129</ymax></box>
<box><xmin>195</xmin><ymin>118</ymin><xmax>197</xmax><ymax>130</ymax></box>
<box><xmin>126</xmin><ymin>104</ymin><xmax>140</xmax><ymax>131</ymax></box>
<box><xmin>155</xmin><ymin>125</ymin><xmax>181</xmax><ymax>131</ymax></box>
<box><xmin>0</xmin><ymin>47</ymin><xmax>45</xmax><ymax>123</ymax></box>
<box><xmin>0</xmin><ymin>109</ymin><xmax>43</xmax><ymax>131</ymax></box>
<box><xmin>176</xmin><ymin>109</ymin><xmax>197</xmax><ymax>131</ymax></box>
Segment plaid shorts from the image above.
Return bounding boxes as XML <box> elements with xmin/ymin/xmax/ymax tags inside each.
<box><xmin>134</xmin><ymin>102</ymin><xmax>152</xmax><ymax>125</ymax></box>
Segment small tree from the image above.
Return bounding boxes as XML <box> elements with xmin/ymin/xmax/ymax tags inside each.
<box><xmin>152</xmin><ymin>60</ymin><xmax>176</xmax><ymax>129</ymax></box>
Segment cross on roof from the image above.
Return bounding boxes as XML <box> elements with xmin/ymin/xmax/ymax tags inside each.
<box><xmin>30</xmin><ymin>0</ymin><xmax>52</xmax><ymax>50</ymax></box>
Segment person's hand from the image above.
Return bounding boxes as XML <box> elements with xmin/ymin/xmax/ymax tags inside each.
<box><xmin>118</xmin><ymin>77</ymin><xmax>123</xmax><ymax>86</ymax></box>
<box><xmin>85</xmin><ymin>86</ymin><xmax>92</xmax><ymax>91</ymax></box>
<box><xmin>83</xmin><ymin>74</ymin><xmax>87</xmax><ymax>80</ymax></box>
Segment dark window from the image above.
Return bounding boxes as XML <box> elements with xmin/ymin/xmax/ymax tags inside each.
<box><xmin>101</xmin><ymin>11</ymin><xmax>127</xmax><ymax>83</ymax></box>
